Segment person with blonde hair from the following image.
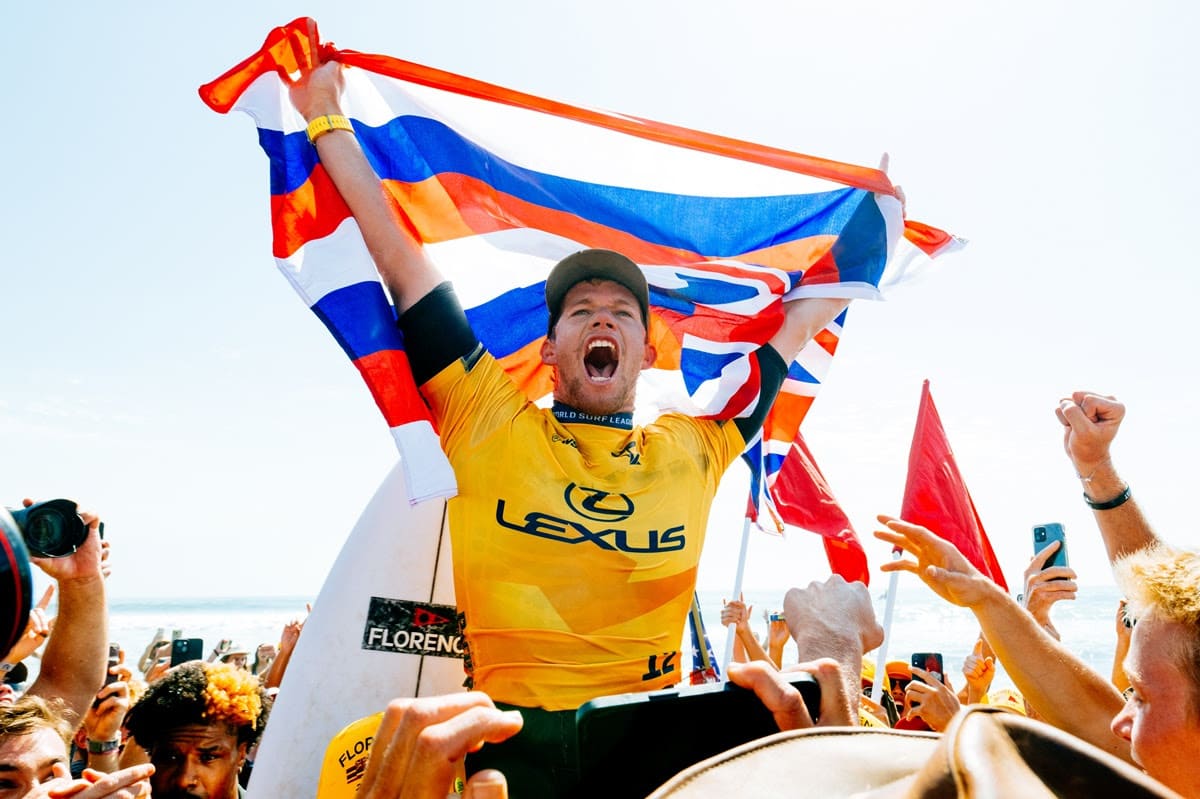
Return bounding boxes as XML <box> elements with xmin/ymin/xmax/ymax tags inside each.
<box><xmin>0</xmin><ymin>694</ymin><xmax>152</xmax><ymax>798</ymax></box>
<box><xmin>872</xmin><ymin>389</ymin><xmax>1200</xmax><ymax>797</ymax></box>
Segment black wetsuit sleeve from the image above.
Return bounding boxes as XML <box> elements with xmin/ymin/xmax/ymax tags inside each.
<box><xmin>397</xmin><ymin>282</ymin><xmax>481</xmax><ymax>386</ymax></box>
<box><xmin>732</xmin><ymin>345</ymin><xmax>789</xmax><ymax>442</ymax></box>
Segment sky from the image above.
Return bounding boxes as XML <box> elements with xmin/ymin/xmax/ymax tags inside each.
<box><xmin>4</xmin><ymin>1</ymin><xmax>1198</xmax><ymax>599</ymax></box>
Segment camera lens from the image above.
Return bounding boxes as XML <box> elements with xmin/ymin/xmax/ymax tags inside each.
<box><xmin>26</xmin><ymin>511</ymin><xmax>69</xmax><ymax>556</ymax></box>
<box><xmin>9</xmin><ymin>500</ymin><xmax>89</xmax><ymax>558</ymax></box>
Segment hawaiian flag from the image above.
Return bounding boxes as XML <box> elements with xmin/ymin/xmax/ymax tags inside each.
<box><xmin>200</xmin><ymin>18</ymin><xmax>961</xmax><ymax>505</ymax></box>
<box><xmin>901</xmin><ymin>381</ymin><xmax>1008</xmax><ymax>590</ymax></box>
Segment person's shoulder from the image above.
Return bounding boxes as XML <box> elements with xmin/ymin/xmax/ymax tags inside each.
<box><xmin>642</xmin><ymin>410</ymin><xmax>720</xmax><ymax>428</ymax></box>
<box><xmin>640</xmin><ymin>413</ymin><xmax>737</xmax><ymax>449</ymax></box>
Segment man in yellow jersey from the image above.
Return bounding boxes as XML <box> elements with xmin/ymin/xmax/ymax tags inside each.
<box><xmin>291</xmin><ymin>62</ymin><xmax>850</xmax><ymax>796</ymax></box>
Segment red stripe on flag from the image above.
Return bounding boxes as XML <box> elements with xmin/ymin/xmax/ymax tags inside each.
<box><xmin>902</xmin><ymin>219</ymin><xmax>955</xmax><ymax>257</ymax></box>
<box><xmin>271</xmin><ymin>164</ymin><xmax>352</xmax><ymax>258</ymax></box>
<box><xmin>351</xmin><ymin>350</ymin><xmax>432</xmax><ymax>428</ymax></box>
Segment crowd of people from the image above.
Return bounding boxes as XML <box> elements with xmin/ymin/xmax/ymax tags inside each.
<box><xmin>4</xmin><ymin>58</ymin><xmax>1199</xmax><ymax>798</ymax></box>
<box><xmin>4</xmin><ymin>391</ymin><xmax>1196</xmax><ymax>797</ymax></box>
<box><xmin>340</xmin><ymin>391</ymin><xmax>1199</xmax><ymax>798</ymax></box>
<box><xmin>0</xmin><ymin>531</ymin><xmax>307</xmax><ymax>799</ymax></box>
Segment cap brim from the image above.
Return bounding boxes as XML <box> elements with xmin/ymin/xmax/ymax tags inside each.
<box><xmin>544</xmin><ymin>249</ymin><xmax>649</xmax><ymax>328</ymax></box>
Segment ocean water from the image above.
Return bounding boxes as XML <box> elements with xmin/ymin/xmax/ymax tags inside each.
<box><xmin>107</xmin><ymin>596</ymin><xmax>312</xmax><ymax>666</ymax></box>
<box><xmin>104</xmin><ymin>583</ymin><xmax>1124</xmax><ymax>688</ymax></box>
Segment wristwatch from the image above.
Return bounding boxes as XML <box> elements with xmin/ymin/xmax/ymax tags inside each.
<box><xmin>86</xmin><ymin>738</ymin><xmax>122</xmax><ymax>754</ymax></box>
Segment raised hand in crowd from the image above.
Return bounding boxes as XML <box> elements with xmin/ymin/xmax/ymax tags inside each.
<box><xmin>208</xmin><ymin>638</ymin><xmax>233</xmax><ymax>663</ymax></box>
<box><xmin>253</xmin><ymin>643</ymin><xmax>277</xmax><ymax>677</ymax></box>
<box><xmin>356</xmin><ymin>693</ymin><xmax>522</xmax><ymax>799</ymax></box>
<box><xmin>27</xmin><ymin>763</ymin><xmax>154</xmax><ymax>798</ymax></box>
<box><xmin>80</xmin><ymin>663</ymin><xmax>136</xmax><ymax>774</ymax></box>
<box><xmin>136</xmin><ymin>631</ymin><xmax>167</xmax><ymax>677</ymax></box>
<box><xmin>264</xmin><ymin>606</ymin><xmax>308</xmax><ymax>690</ymax></box>
<box><xmin>2</xmin><ymin>585</ymin><xmax>55</xmax><ymax>668</ymax></box>
<box><xmin>721</xmin><ymin>596</ymin><xmax>772</xmax><ymax>666</ymax></box>
<box><xmin>1056</xmin><ymin>392</ymin><xmax>1155</xmax><ymax>561</ymax></box>
<box><xmin>782</xmin><ymin>575</ymin><xmax>884</xmax><ymax>719</ymax></box>
<box><xmin>1021</xmin><ymin>542</ymin><xmax>1077</xmax><ymax>640</ymax></box>
<box><xmin>903</xmin><ymin>666</ymin><xmax>961</xmax><ymax>732</ymax></box>
<box><xmin>876</xmin><ymin>514</ymin><xmax>1127</xmax><ymax>761</ymax></box>
<box><xmin>728</xmin><ymin>657</ymin><xmax>856</xmax><ymax>730</ymax></box>
<box><xmin>766</xmin><ymin>613</ymin><xmax>790</xmax><ymax>670</ymax></box>
<box><xmin>1112</xmin><ymin>598</ymin><xmax>1133</xmax><ymax>695</ymax></box>
<box><xmin>960</xmin><ymin>637</ymin><xmax>995</xmax><ymax>704</ymax></box>
<box><xmin>143</xmin><ymin>654</ymin><xmax>170</xmax><ymax>685</ymax></box>
<box><xmin>23</xmin><ymin>500</ymin><xmax>109</xmax><ymax>724</ymax></box>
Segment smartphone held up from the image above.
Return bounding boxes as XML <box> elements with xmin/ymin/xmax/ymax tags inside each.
<box><xmin>1032</xmin><ymin>523</ymin><xmax>1069</xmax><ymax>571</ymax></box>
<box><xmin>911</xmin><ymin>652</ymin><xmax>944</xmax><ymax>684</ymax></box>
<box><xmin>171</xmin><ymin>638</ymin><xmax>204</xmax><ymax>667</ymax></box>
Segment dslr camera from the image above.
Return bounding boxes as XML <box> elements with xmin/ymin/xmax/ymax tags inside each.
<box><xmin>7</xmin><ymin>499</ymin><xmax>102</xmax><ymax>558</ymax></box>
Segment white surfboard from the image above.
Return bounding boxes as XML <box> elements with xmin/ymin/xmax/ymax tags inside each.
<box><xmin>247</xmin><ymin>461</ymin><xmax>465</xmax><ymax>797</ymax></box>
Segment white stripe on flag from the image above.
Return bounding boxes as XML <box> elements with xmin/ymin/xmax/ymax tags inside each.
<box><xmin>275</xmin><ymin>218</ymin><xmax>380</xmax><ymax>307</ymax></box>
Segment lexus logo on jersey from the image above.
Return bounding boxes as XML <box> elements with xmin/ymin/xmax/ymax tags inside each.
<box><xmin>361</xmin><ymin>597</ymin><xmax>466</xmax><ymax>659</ymax></box>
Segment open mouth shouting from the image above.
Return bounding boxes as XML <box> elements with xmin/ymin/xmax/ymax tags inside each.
<box><xmin>584</xmin><ymin>337</ymin><xmax>620</xmax><ymax>382</ymax></box>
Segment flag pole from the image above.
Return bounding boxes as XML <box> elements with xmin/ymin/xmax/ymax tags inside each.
<box><xmin>720</xmin><ymin>514</ymin><xmax>753</xmax><ymax>679</ymax></box>
<box><xmin>870</xmin><ymin>550</ymin><xmax>902</xmax><ymax>703</ymax></box>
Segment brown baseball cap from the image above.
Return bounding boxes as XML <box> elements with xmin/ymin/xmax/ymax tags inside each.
<box><xmin>544</xmin><ymin>249</ymin><xmax>649</xmax><ymax>334</ymax></box>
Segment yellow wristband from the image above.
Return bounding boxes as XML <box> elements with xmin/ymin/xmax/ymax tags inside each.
<box><xmin>305</xmin><ymin>114</ymin><xmax>353</xmax><ymax>144</ymax></box>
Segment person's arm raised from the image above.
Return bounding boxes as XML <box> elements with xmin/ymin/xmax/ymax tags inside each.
<box><xmin>265</xmin><ymin>614</ymin><xmax>305</xmax><ymax>691</ymax></box>
<box><xmin>875</xmin><ymin>515</ymin><xmax>1129</xmax><ymax>762</ymax></box>
<box><xmin>721</xmin><ymin>597</ymin><xmax>773</xmax><ymax>667</ymax></box>
<box><xmin>766</xmin><ymin>298</ymin><xmax>850</xmax><ymax>364</ymax></box>
<box><xmin>1112</xmin><ymin>599</ymin><xmax>1133</xmax><ymax>695</ymax></box>
<box><xmin>765</xmin><ymin>153</ymin><xmax>899</xmax><ymax>364</ymax></box>
<box><xmin>2</xmin><ymin>585</ymin><xmax>54</xmax><ymax>666</ymax></box>
<box><xmin>289</xmin><ymin>61</ymin><xmax>443</xmax><ymax>313</ymax></box>
<box><xmin>1056</xmin><ymin>392</ymin><xmax>1156</xmax><ymax>562</ymax></box>
<box><xmin>27</xmin><ymin>505</ymin><xmax>107</xmax><ymax>724</ymax></box>
<box><xmin>961</xmin><ymin>637</ymin><xmax>995</xmax><ymax>705</ymax></box>
<box><xmin>782</xmin><ymin>575</ymin><xmax>884</xmax><ymax>716</ymax></box>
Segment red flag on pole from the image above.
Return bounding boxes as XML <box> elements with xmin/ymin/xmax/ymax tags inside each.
<box><xmin>900</xmin><ymin>381</ymin><xmax>1008</xmax><ymax>590</ymax></box>
<box><xmin>771</xmin><ymin>433</ymin><xmax>870</xmax><ymax>585</ymax></box>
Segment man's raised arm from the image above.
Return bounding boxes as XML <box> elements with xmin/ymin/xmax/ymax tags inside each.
<box><xmin>876</xmin><ymin>516</ymin><xmax>1130</xmax><ymax>762</ymax></box>
<box><xmin>767</xmin><ymin>298</ymin><xmax>851</xmax><ymax>364</ymax></box>
<box><xmin>289</xmin><ymin>62</ymin><xmax>443</xmax><ymax>313</ymax></box>
<box><xmin>1056</xmin><ymin>392</ymin><xmax>1157</xmax><ymax>563</ymax></box>
<box><xmin>27</xmin><ymin>508</ymin><xmax>108</xmax><ymax>724</ymax></box>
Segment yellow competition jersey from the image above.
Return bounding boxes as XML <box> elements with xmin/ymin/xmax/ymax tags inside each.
<box><xmin>422</xmin><ymin>352</ymin><xmax>744</xmax><ymax>710</ymax></box>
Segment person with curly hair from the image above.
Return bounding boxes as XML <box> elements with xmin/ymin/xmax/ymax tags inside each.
<box><xmin>124</xmin><ymin>661</ymin><xmax>268</xmax><ymax>799</ymax></box>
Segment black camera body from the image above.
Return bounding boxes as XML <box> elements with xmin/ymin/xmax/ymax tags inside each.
<box><xmin>8</xmin><ymin>499</ymin><xmax>101</xmax><ymax>558</ymax></box>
